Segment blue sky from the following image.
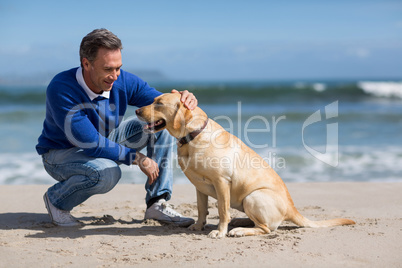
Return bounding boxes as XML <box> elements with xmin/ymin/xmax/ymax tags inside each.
<box><xmin>1</xmin><ymin>0</ymin><xmax>401</xmax><ymax>81</ymax></box>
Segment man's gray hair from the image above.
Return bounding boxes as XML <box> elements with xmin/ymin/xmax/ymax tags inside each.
<box><xmin>79</xmin><ymin>28</ymin><xmax>123</xmax><ymax>67</ymax></box>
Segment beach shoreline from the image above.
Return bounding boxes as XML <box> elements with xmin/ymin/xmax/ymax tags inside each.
<box><xmin>1</xmin><ymin>182</ymin><xmax>401</xmax><ymax>267</ymax></box>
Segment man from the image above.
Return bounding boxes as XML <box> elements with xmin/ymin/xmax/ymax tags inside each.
<box><xmin>36</xmin><ymin>28</ymin><xmax>197</xmax><ymax>227</ymax></box>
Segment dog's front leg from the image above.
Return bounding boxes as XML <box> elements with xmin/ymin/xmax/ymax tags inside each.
<box><xmin>208</xmin><ymin>179</ymin><xmax>231</xmax><ymax>238</ymax></box>
<box><xmin>189</xmin><ymin>189</ymin><xmax>208</xmax><ymax>231</ymax></box>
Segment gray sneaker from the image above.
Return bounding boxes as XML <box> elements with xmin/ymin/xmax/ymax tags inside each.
<box><xmin>144</xmin><ymin>199</ymin><xmax>195</xmax><ymax>227</ymax></box>
<box><xmin>43</xmin><ymin>192</ymin><xmax>82</xmax><ymax>227</ymax></box>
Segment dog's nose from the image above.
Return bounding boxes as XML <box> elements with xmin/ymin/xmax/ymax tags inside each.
<box><xmin>135</xmin><ymin>109</ymin><xmax>142</xmax><ymax>116</ymax></box>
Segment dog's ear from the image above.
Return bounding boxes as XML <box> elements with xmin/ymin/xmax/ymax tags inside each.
<box><xmin>173</xmin><ymin>105</ymin><xmax>193</xmax><ymax>130</ymax></box>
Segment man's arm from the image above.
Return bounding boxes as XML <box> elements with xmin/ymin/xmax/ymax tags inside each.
<box><xmin>132</xmin><ymin>152</ymin><xmax>159</xmax><ymax>184</ymax></box>
<box><xmin>46</xmin><ymin>81</ymin><xmax>136</xmax><ymax>165</ymax></box>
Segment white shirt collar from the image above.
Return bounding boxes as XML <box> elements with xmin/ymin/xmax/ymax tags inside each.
<box><xmin>76</xmin><ymin>67</ymin><xmax>110</xmax><ymax>101</ymax></box>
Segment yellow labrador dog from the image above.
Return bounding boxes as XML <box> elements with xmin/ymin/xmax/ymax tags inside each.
<box><xmin>136</xmin><ymin>93</ymin><xmax>355</xmax><ymax>238</ymax></box>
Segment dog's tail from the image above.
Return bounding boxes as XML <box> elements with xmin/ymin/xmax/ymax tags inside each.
<box><xmin>288</xmin><ymin>206</ymin><xmax>355</xmax><ymax>228</ymax></box>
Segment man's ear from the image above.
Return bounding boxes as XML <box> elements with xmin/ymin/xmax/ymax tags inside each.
<box><xmin>82</xmin><ymin>58</ymin><xmax>91</xmax><ymax>71</ymax></box>
<box><xmin>173</xmin><ymin>105</ymin><xmax>193</xmax><ymax>130</ymax></box>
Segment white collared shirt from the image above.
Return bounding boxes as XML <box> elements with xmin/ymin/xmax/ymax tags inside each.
<box><xmin>76</xmin><ymin>67</ymin><xmax>110</xmax><ymax>101</ymax></box>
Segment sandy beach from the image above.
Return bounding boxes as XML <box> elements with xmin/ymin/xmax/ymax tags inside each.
<box><xmin>0</xmin><ymin>182</ymin><xmax>401</xmax><ymax>267</ymax></box>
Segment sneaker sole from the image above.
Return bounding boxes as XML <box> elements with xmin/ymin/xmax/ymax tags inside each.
<box><xmin>146</xmin><ymin>218</ymin><xmax>195</xmax><ymax>228</ymax></box>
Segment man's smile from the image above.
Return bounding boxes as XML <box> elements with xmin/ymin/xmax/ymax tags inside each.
<box><xmin>104</xmin><ymin>80</ymin><xmax>114</xmax><ymax>87</ymax></box>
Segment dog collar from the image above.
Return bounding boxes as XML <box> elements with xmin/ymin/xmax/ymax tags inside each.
<box><xmin>177</xmin><ymin>118</ymin><xmax>209</xmax><ymax>147</ymax></box>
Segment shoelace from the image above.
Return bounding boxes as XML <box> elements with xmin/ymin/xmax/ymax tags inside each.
<box><xmin>55</xmin><ymin>209</ymin><xmax>76</xmax><ymax>222</ymax></box>
<box><xmin>161</xmin><ymin>202</ymin><xmax>183</xmax><ymax>217</ymax></box>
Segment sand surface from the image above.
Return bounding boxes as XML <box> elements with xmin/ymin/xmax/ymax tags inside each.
<box><xmin>0</xmin><ymin>182</ymin><xmax>401</xmax><ymax>267</ymax></box>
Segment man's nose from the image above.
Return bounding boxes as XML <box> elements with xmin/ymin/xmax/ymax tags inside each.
<box><xmin>135</xmin><ymin>109</ymin><xmax>142</xmax><ymax>116</ymax></box>
<box><xmin>109</xmin><ymin>70</ymin><xmax>119</xmax><ymax>81</ymax></box>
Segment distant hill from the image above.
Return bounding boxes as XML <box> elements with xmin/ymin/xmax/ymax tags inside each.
<box><xmin>0</xmin><ymin>72</ymin><xmax>55</xmax><ymax>86</ymax></box>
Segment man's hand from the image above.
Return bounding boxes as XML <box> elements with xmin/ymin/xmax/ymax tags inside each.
<box><xmin>133</xmin><ymin>152</ymin><xmax>159</xmax><ymax>185</ymax></box>
<box><xmin>171</xmin><ymin>89</ymin><xmax>198</xmax><ymax>110</ymax></box>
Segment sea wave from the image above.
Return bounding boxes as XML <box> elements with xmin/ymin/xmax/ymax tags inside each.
<box><xmin>1</xmin><ymin>145</ymin><xmax>401</xmax><ymax>185</ymax></box>
<box><xmin>357</xmin><ymin>81</ymin><xmax>402</xmax><ymax>99</ymax></box>
<box><xmin>162</xmin><ymin>80</ymin><xmax>402</xmax><ymax>103</ymax></box>
<box><xmin>1</xmin><ymin>80</ymin><xmax>402</xmax><ymax>106</ymax></box>
<box><xmin>0</xmin><ymin>86</ymin><xmax>46</xmax><ymax>105</ymax></box>
<box><xmin>267</xmin><ymin>145</ymin><xmax>402</xmax><ymax>182</ymax></box>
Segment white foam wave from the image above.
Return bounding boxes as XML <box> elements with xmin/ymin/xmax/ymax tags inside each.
<box><xmin>0</xmin><ymin>153</ymin><xmax>53</xmax><ymax>185</ymax></box>
<box><xmin>293</xmin><ymin>82</ymin><xmax>327</xmax><ymax>92</ymax></box>
<box><xmin>1</xmin><ymin>146</ymin><xmax>401</xmax><ymax>185</ymax></box>
<box><xmin>256</xmin><ymin>145</ymin><xmax>402</xmax><ymax>182</ymax></box>
<box><xmin>0</xmin><ymin>152</ymin><xmax>190</xmax><ymax>185</ymax></box>
<box><xmin>358</xmin><ymin>81</ymin><xmax>402</xmax><ymax>99</ymax></box>
<box><xmin>312</xmin><ymin>83</ymin><xmax>326</xmax><ymax>92</ymax></box>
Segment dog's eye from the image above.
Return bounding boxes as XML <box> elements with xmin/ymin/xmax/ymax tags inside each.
<box><xmin>154</xmin><ymin>102</ymin><xmax>164</xmax><ymax>109</ymax></box>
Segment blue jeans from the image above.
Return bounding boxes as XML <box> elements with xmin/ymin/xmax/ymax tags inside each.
<box><xmin>42</xmin><ymin>119</ymin><xmax>175</xmax><ymax>211</ymax></box>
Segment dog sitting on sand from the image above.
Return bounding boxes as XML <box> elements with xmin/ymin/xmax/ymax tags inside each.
<box><xmin>136</xmin><ymin>93</ymin><xmax>355</xmax><ymax>238</ymax></box>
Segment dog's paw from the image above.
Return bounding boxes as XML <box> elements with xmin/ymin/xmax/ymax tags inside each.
<box><xmin>208</xmin><ymin>230</ymin><xmax>226</xmax><ymax>239</ymax></box>
<box><xmin>228</xmin><ymin>228</ymin><xmax>246</xmax><ymax>237</ymax></box>
<box><xmin>188</xmin><ymin>223</ymin><xmax>204</xmax><ymax>231</ymax></box>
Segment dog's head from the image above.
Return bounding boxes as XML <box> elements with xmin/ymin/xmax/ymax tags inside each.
<box><xmin>136</xmin><ymin>93</ymin><xmax>206</xmax><ymax>138</ymax></box>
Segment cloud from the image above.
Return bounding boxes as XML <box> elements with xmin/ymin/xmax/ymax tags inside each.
<box><xmin>347</xmin><ymin>48</ymin><xmax>371</xmax><ymax>59</ymax></box>
<box><xmin>232</xmin><ymin>46</ymin><xmax>248</xmax><ymax>54</ymax></box>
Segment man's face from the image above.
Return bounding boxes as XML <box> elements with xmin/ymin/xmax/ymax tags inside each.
<box><xmin>82</xmin><ymin>48</ymin><xmax>122</xmax><ymax>94</ymax></box>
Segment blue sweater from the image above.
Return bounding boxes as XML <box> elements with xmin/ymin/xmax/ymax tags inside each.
<box><xmin>36</xmin><ymin>67</ymin><xmax>162</xmax><ymax>165</ymax></box>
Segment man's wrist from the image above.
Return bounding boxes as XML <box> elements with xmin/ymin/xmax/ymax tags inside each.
<box><xmin>133</xmin><ymin>152</ymin><xmax>146</xmax><ymax>165</ymax></box>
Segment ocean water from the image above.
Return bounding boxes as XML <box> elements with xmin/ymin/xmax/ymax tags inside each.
<box><xmin>0</xmin><ymin>80</ymin><xmax>401</xmax><ymax>185</ymax></box>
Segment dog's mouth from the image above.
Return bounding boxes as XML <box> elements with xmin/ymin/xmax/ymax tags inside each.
<box><xmin>143</xmin><ymin>119</ymin><xmax>166</xmax><ymax>132</ymax></box>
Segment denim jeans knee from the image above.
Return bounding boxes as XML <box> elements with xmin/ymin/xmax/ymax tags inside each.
<box><xmin>86</xmin><ymin>159</ymin><xmax>122</xmax><ymax>195</ymax></box>
<box><xmin>44</xmin><ymin>148</ymin><xmax>122</xmax><ymax>211</ymax></box>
